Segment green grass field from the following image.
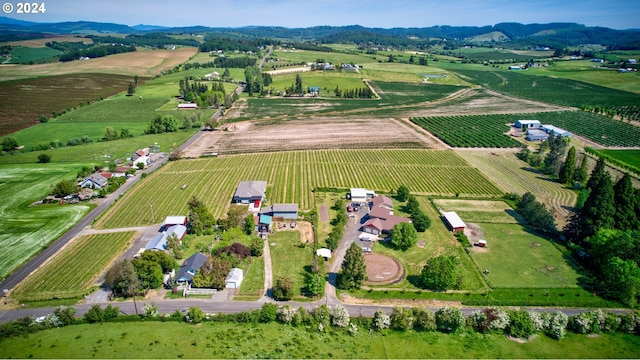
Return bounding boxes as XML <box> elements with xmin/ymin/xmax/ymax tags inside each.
<box><xmin>0</xmin><ymin>164</ymin><xmax>91</xmax><ymax>280</ymax></box>
<box><xmin>268</xmin><ymin>230</ymin><xmax>313</xmax><ymax>298</ymax></box>
<box><xmin>11</xmin><ymin>232</ymin><xmax>137</xmax><ymax>301</ymax></box>
<box><xmin>468</xmin><ymin>223</ymin><xmax>581</xmax><ymax>288</ymax></box>
<box><xmin>237</xmin><ymin>256</ymin><xmax>264</xmax><ymax>300</ymax></box>
<box><xmin>94</xmin><ymin>149</ymin><xmax>502</xmax><ymax>229</ymax></box>
<box><xmin>7</xmin><ymin>46</ymin><xmax>61</xmax><ymax>64</ymax></box>
<box><xmin>2</xmin><ymin>321</ymin><xmax>639</xmax><ymax>359</ymax></box>
<box><xmin>432</xmin><ymin>199</ymin><xmax>522</xmax><ymax>224</ymax></box>
<box><xmin>599</xmin><ymin>149</ymin><xmax>640</xmax><ymax>169</ymax></box>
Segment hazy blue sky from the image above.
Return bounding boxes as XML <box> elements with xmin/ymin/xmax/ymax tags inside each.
<box><xmin>4</xmin><ymin>0</ymin><xmax>639</xmax><ymax>29</ymax></box>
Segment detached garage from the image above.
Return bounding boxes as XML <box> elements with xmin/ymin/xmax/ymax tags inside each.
<box><xmin>225</xmin><ymin>268</ymin><xmax>244</xmax><ymax>289</ymax></box>
<box><xmin>441</xmin><ymin>211</ymin><xmax>466</xmax><ymax>232</ymax></box>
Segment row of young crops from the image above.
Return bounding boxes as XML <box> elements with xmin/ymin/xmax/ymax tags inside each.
<box><xmin>612</xmin><ymin>105</ymin><xmax>640</xmax><ymax>121</ymax></box>
<box><xmin>412</xmin><ymin>111</ymin><xmax>640</xmax><ymax>148</ymax></box>
<box><xmin>11</xmin><ymin>232</ymin><xmax>136</xmax><ymax>301</ymax></box>
<box><xmin>410</xmin><ymin>115</ymin><xmax>521</xmax><ymax>148</ymax></box>
<box><xmin>96</xmin><ymin>149</ymin><xmax>502</xmax><ymax>229</ymax></box>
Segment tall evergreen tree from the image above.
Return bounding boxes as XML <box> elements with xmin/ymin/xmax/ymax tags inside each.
<box><xmin>613</xmin><ymin>173</ymin><xmax>638</xmax><ymax>231</ymax></box>
<box><xmin>582</xmin><ymin>171</ymin><xmax>616</xmax><ymax>241</ymax></box>
<box><xmin>543</xmin><ymin>133</ymin><xmax>567</xmax><ymax>176</ymax></box>
<box><xmin>337</xmin><ymin>242</ymin><xmax>367</xmax><ymax>290</ymax></box>
<box><xmin>586</xmin><ymin>156</ymin><xmax>607</xmax><ymax>191</ymax></box>
<box><xmin>558</xmin><ymin>146</ymin><xmax>576</xmax><ymax>185</ymax></box>
<box><xmin>574</xmin><ymin>153</ymin><xmax>589</xmax><ymax>184</ymax></box>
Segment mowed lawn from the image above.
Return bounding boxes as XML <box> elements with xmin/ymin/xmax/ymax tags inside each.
<box><xmin>432</xmin><ymin>199</ymin><xmax>523</xmax><ymax>224</ymax></box>
<box><xmin>468</xmin><ymin>223</ymin><xmax>580</xmax><ymax>288</ymax></box>
<box><xmin>236</xmin><ymin>256</ymin><xmax>264</xmax><ymax>300</ymax></box>
<box><xmin>0</xmin><ymin>164</ymin><xmax>91</xmax><ymax>280</ymax></box>
<box><xmin>268</xmin><ymin>230</ymin><xmax>314</xmax><ymax>299</ymax></box>
<box><xmin>2</xmin><ymin>321</ymin><xmax>639</xmax><ymax>359</ymax></box>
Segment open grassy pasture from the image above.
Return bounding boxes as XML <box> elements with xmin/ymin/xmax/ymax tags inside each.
<box><xmin>266</xmin><ymin>72</ymin><xmax>367</xmax><ymax>96</ymax></box>
<box><xmin>467</xmin><ymin>223</ymin><xmax>580</xmax><ymax>288</ymax></box>
<box><xmin>431</xmin><ymin>199</ymin><xmax>522</xmax><ymax>224</ymax></box>
<box><xmin>271</xmin><ymin>49</ymin><xmax>375</xmax><ymax>68</ymax></box>
<box><xmin>0</xmin><ymin>73</ymin><xmax>135</xmax><ymax>136</ymax></box>
<box><xmin>0</xmin><ymin>130</ymin><xmax>196</xmax><ymax>165</ymax></box>
<box><xmin>371</xmin><ymin>196</ymin><xmax>486</xmax><ymax>291</ymax></box>
<box><xmin>94</xmin><ymin>149</ymin><xmax>502</xmax><ymax>229</ymax></box>
<box><xmin>268</xmin><ymin>230</ymin><xmax>312</xmax><ymax>299</ymax></box>
<box><xmin>0</xmin><ymin>164</ymin><xmax>91</xmax><ymax>280</ymax></box>
<box><xmin>448</xmin><ymin>67</ymin><xmax>640</xmax><ymax>108</ymax></box>
<box><xmin>3</xmin><ymin>321</ymin><xmax>639</xmax><ymax>359</ymax></box>
<box><xmin>6</xmin><ymin>46</ymin><xmax>61</xmax><ymax>64</ymax></box>
<box><xmin>525</xmin><ymin>60</ymin><xmax>640</xmax><ymax>94</ymax></box>
<box><xmin>599</xmin><ymin>149</ymin><xmax>640</xmax><ymax>169</ymax></box>
<box><xmin>0</xmin><ymin>47</ymin><xmax>197</xmax><ymax>81</ymax></box>
<box><xmin>11</xmin><ymin>231</ymin><xmax>137</xmax><ymax>302</ymax></box>
<box><xmin>236</xmin><ymin>256</ymin><xmax>264</xmax><ymax>300</ymax></box>
<box><xmin>456</xmin><ymin>151</ymin><xmax>577</xmax><ymax>224</ymax></box>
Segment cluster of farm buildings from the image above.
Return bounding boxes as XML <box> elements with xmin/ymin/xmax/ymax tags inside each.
<box><xmin>515</xmin><ymin>119</ymin><xmax>572</xmax><ymax>141</ymax></box>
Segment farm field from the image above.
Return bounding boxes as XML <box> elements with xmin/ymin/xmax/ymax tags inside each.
<box><xmin>94</xmin><ymin>149</ymin><xmax>503</xmax><ymax>229</ymax></box>
<box><xmin>268</xmin><ymin>230</ymin><xmax>312</xmax><ymax>299</ymax></box>
<box><xmin>599</xmin><ymin>149</ymin><xmax>640</xmax><ymax>169</ymax></box>
<box><xmin>182</xmin><ymin>117</ymin><xmax>439</xmax><ymax>156</ymax></box>
<box><xmin>0</xmin><ymin>47</ymin><xmax>198</xmax><ymax>81</ymax></box>
<box><xmin>0</xmin><ymin>164</ymin><xmax>91</xmax><ymax>280</ymax></box>
<box><xmin>265</xmin><ymin>72</ymin><xmax>368</xmax><ymax>96</ymax></box>
<box><xmin>10</xmin><ymin>231</ymin><xmax>137</xmax><ymax>302</ymax></box>
<box><xmin>431</xmin><ymin>199</ymin><xmax>522</xmax><ymax>224</ymax></box>
<box><xmin>411</xmin><ymin>115</ymin><xmax>521</xmax><ymax>148</ymax></box>
<box><xmin>6</xmin><ymin>46</ymin><xmax>62</xmax><ymax>64</ymax></box>
<box><xmin>370</xmin><ymin>196</ymin><xmax>486</xmax><ymax>291</ymax></box>
<box><xmin>447</xmin><ymin>67</ymin><xmax>640</xmax><ymax>108</ymax></box>
<box><xmin>0</xmin><ymin>73</ymin><xmax>136</xmax><ymax>136</ymax></box>
<box><xmin>0</xmin><ymin>130</ymin><xmax>195</xmax><ymax>165</ymax></box>
<box><xmin>466</xmin><ymin>223</ymin><xmax>580</xmax><ymax>288</ymax></box>
<box><xmin>3</xmin><ymin>322</ymin><xmax>640</xmax><ymax>359</ymax></box>
<box><xmin>455</xmin><ymin>151</ymin><xmax>577</xmax><ymax>225</ymax></box>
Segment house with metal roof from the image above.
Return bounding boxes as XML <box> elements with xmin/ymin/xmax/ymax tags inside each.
<box><xmin>176</xmin><ymin>252</ymin><xmax>208</xmax><ymax>284</ymax></box>
<box><xmin>441</xmin><ymin>211</ymin><xmax>466</xmax><ymax>232</ymax></box>
<box><xmin>260</xmin><ymin>203</ymin><xmax>299</xmax><ymax>220</ymax></box>
<box><xmin>79</xmin><ymin>173</ymin><xmax>109</xmax><ymax>189</ymax></box>
<box><xmin>232</xmin><ymin>181</ymin><xmax>267</xmax><ymax>204</ymax></box>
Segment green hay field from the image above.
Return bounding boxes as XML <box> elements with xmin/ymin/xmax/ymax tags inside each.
<box><xmin>468</xmin><ymin>223</ymin><xmax>581</xmax><ymax>288</ymax></box>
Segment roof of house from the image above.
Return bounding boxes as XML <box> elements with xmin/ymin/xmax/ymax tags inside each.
<box><xmin>442</xmin><ymin>211</ymin><xmax>466</xmax><ymax>229</ymax></box>
<box><xmin>350</xmin><ymin>188</ymin><xmax>373</xmax><ymax>199</ymax></box>
<box><xmin>316</xmin><ymin>248</ymin><xmax>332</xmax><ymax>258</ymax></box>
<box><xmin>259</xmin><ymin>214</ymin><xmax>272</xmax><ymax>225</ymax></box>
<box><xmin>145</xmin><ymin>234</ymin><xmax>167</xmax><ymax>251</ymax></box>
<box><xmin>516</xmin><ymin>119</ymin><xmax>541</xmax><ymax>125</ymax></box>
<box><xmin>234</xmin><ymin>181</ymin><xmax>267</xmax><ymax>199</ymax></box>
<box><xmin>366</xmin><ymin>203</ymin><xmax>411</xmax><ymax>232</ymax></box>
<box><xmin>176</xmin><ymin>252</ymin><xmax>208</xmax><ymax>282</ymax></box>
<box><xmin>166</xmin><ymin>225</ymin><xmax>187</xmax><ymax>240</ymax></box>
<box><xmin>371</xmin><ymin>195</ymin><xmax>393</xmax><ymax>209</ymax></box>
<box><xmin>363</xmin><ymin>218</ymin><xmax>384</xmax><ymax>231</ymax></box>
<box><xmin>541</xmin><ymin>124</ymin><xmax>572</xmax><ymax>137</ymax></box>
<box><xmin>83</xmin><ymin>173</ymin><xmax>109</xmax><ymax>187</ymax></box>
<box><xmin>262</xmin><ymin>203</ymin><xmax>299</xmax><ymax>214</ymax></box>
<box><xmin>163</xmin><ymin>216</ymin><xmax>187</xmax><ymax>226</ymax></box>
<box><xmin>226</xmin><ymin>268</ymin><xmax>243</xmax><ymax>283</ymax></box>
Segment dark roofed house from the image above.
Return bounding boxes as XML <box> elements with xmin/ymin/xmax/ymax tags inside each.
<box><xmin>176</xmin><ymin>252</ymin><xmax>208</xmax><ymax>284</ymax></box>
<box><xmin>232</xmin><ymin>181</ymin><xmax>267</xmax><ymax>204</ymax></box>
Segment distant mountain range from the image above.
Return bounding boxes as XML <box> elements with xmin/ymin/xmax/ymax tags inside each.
<box><xmin>1</xmin><ymin>16</ymin><xmax>639</xmax><ymax>49</ymax></box>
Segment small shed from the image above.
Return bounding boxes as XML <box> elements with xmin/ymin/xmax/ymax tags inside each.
<box><xmin>350</xmin><ymin>188</ymin><xmax>375</xmax><ymax>203</ymax></box>
<box><xmin>526</xmin><ymin>129</ymin><xmax>549</xmax><ymax>141</ymax></box>
<box><xmin>225</xmin><ymin>268</ymin><xmax>244</xmax><ymax>288</ymax></box>
<box><xmin>166</xmin><ymin>224</ymin><xmax>187</xmax><ymax>241</ymax></box>
<box><xmin>514</xmin><ymin>119</ymin><xmax>541</xmax><ymax>130</ymax></box>
<box><xmin>478</xmin><ymin>239</ymin><xmax>487</xmax><ymax>247</ymax></box>
<box><xmin>178</xmin><ymin>103</ymin><xmax>198</xmax><ymax>109</ymax></box>
<box><xmin>441</xmin><ymin>211</ymin><xmax>466</xmax><ymax>232</ymax></box>
<box><xmin>162</xmin><ymin>216</ymin><xmax>187</xmax><ymax>230</ymax></box>
<box><xmin>316</xmin><ymin>248</ymin><xmax>332</xmax><ymax>259</ymax></box>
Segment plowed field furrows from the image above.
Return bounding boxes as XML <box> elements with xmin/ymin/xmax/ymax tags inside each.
<box><xmin>456</xmin><ymin>151</ymin><xmax>577</xmax><ymax>225</ymax></box>
<box><xmin>95</xmin><ymin>149</ymin><xmax>503</xmax><ymax>228</ymax></box>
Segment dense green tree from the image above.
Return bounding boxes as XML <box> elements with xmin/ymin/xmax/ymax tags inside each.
<box><xmin>507</xmin><ymin>310</ymin><xmax>536</xmax><ymax>339</ymax></box>
<box><xmin>103</xmin><ymin>127</ymin><xmax>119</xmax><ymax>141</ymax></box>
<box><xmin>295</xmin><ymin>73</ymin><xmax>303</xmax><ymax>93</ymax></box>
<box><xmin>558</xmin><ymin>146</ymin><xmax>576</xmax><ymax>185</ymax></box>
<box><xmin>1</xmin><ymin>137</ymin><xmax>18</xmax><ymax>152</ymax></box>
<box><xmin>84</xmin><ymin>305</ymin><xmax>104</xmax><ymax>323</ymax></box>
<box><xmin>187</xmin><ymin>196</ymin><xmax>215</xmax><ymax>235</ymax></box>
<box><xmin>420</xmin><ymin>255</ymin><xmax>460</xmax><ymax>291</ymax></box>
<box><xmin>337</xmin><ymin>242</ymin><xmax>367</xmax><ymax>290</ymax></box>
<box><xmin>390</xmin><ymin>222</ymin><xmax>418</xmax><ymax>251</ymax></box>
<box><xmin>243</xmin><ymin>214</ymin><xmax>256</xmax><ymax>235</ymax></box>
<box><xmin>250</xmin><ymin>236</ymin><xmax>264</xmax><ymax>257</ymax></box>
<box><xmin>405</xmin><ymin>195</ymin><xmax>421</xmax><ymax>215</ymax></box>
<box><xmin>397</xmin><ymin>185</ymin><xmax>410</xmax><ymax>202</ymax></box>
<box><xmin>146</xmin><ymin>115</ymin><xmax>178</xmax><ymax>134</ymax></box>
<box><xmin>225</xmin><ymin>206</ymin><xmax>246</xmax><ymax>229</ymax></box>
<box><xmin>132</xmin><ymin>258</ymin><xmax>163</xmax><ymax>289</ymax></box>
<box><xmin>37</xmin><ymin>153</ymin><xmax>51</xmax><ymax>163</ymax></box>
<box><xmin>222</xmin><ymin>67</ymin><xmax>231</xmax><ymax>81</ymax></box>
<box><xmin>390</xmin><ymin>307</ymin><xmax>414</xmax><ymax>330</ymax></box>
<box><xmin>586</xmin><ymin>156</ymin><xmax>607</xmax><ymax>191</ymax></box>
<box><xmin>139</xmin><ymin>250</ymin><xmax>174</xmax><ymax>273</ymax></box>
<box><xmin>516</xmin><ymin>192</ymin><xmax>557</xmax><ymax>234</ymax></box>
<box><xmin>435</xmin><ymin>306</ymin><xmax>466</xmax><ymax>333</ymax></box>
<box><xmin>613</xmin><ymin>173</ymin><xmax>638</xmax><ymax>231</ymax></box>
<box><xmin>574</xmin><ymin>154</ymin><xmax>589</xmax><ymax>184</ymax></box>
<box><xmin>127</xmin><ymin>82</ymin><xmax>135</xmax><ymax>96</ymax></box>
<box><xmin>412</xmin><ymin>212</ymin><xmax>431</xmax><ymax>232</ymax></box>
<box><xmin>273</xmin><ymin>276</ymin><xmax>294</xmax><ymax>301</ymax></box>
<box><xmin>600</xmin><ymin>256</ymin><xmax>640</xmax><ymax>307</ymax></box>
<box><xmin>543</xmin><ymin>133</ymin><xmax>567</xmax><ymax>176</ymax></box>
<box><xmin>104</xmin><ymin>259</ymin><xmax>140</xmax><ymax>297</ymax></box>
<box><xmin>52</xmin><ymin>179</ymin><xmax>77</xmax><ymax>197</ymax></box>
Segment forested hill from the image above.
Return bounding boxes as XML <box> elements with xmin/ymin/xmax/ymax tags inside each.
<box><xmin>1</xmin><ymin>16</ymin><xmax>639</xmax><ymax>49</ymax></box>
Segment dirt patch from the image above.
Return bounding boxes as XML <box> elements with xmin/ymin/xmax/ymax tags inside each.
<box><xmin>465</xmin><ymin>223</ymin><xmax>484</xmax><ymax>241</ymax></box>
<box><xmin>296</xmin><ymin>221</ymin><xmax>313</xmax><ymax>244</ymax></box>
<box><xmin>340</xmin><ymin>293</ymin><xmax>463</xmax><ymax>308</ymax></box>
<box><xmin>182</xmin><ymin>117</ymin><xmax>440</xmax><ymax>156</ymax></box>
<box><xmin>364</xmin><ymin>253</ymin><xmax>403</xmax><ymax>284</ymax></box>
<box><xmin>319</xmin><ymin>204</ymin><xmax>329</xmax><ymax>223</ymax></box>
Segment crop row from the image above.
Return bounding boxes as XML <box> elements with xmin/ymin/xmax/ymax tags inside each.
<box><xmin>96</xmin><ymin>149</ymin><xmax>503</xmax><ymax>229</ymax></box>
<box><xmin>411</xmin><ymin>115</ymin><xmax>521</xmax><ymax>148</ymax></box>
<box><xmin>12</xmin><ymin>232</ymin><xmax>136</xmax><ymax>301</ymax></box>
<box><xmin>453</xmin><ymin>69</ymin><xmax>640</xmax><ymax>108</ymax></box>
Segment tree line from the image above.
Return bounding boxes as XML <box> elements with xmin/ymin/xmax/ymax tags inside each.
<box><xmin>58</xmin><ymin>44</ymin><xmax>136</xmax><ymax>62</ymax></box>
